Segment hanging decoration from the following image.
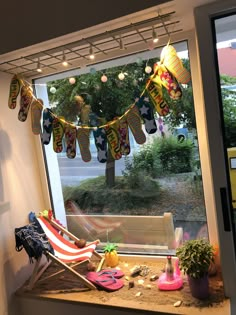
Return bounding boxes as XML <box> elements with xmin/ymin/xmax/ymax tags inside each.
<box><xmin>7</xmin><ymin>44</ymin><xmax>191</xmax><ymax>163</ymax></box>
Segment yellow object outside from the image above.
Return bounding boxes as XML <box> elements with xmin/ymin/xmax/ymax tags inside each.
<box><xmin>227</xmin><ymin>148</ymin><xmax>236</xmax><ymax>209</ymax></box>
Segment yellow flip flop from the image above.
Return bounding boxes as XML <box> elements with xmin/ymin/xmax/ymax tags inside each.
<box><xmin>77</xmin><ymin>127</ymin><xmax>91</xmax><ymax>162</ymax></box>
<box><xmin>161</xmin><ymin>44</ymin><xmax>191</xmax><ymax>84</ymax></box>
<box><xmin>126</xmin><ymin>105</ymin><xmax>146</xmax><ymax>145</ymax></box>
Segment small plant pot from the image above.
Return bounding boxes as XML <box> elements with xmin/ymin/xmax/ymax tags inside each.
<box><xmin>188</xmin><ymin>273</ymin><xmax>209</xmax><ymax>299</ymax></box>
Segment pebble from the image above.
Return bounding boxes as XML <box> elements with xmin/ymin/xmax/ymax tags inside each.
<box><xmin>150</xmin><ymin>275</ymin><xmax>159</xmax><ymax>281</ymax></box>
<box><xmin>125</xmin><ymin>276</ymin><xmax>130</xmax><ymax>281</ymax></box>
<box><xmin>146</xmin><ymin>284</ymin><xmax>152</xmax><ymax>289</ymax></box>
<box><xmin>174</xmin><ymin>301</ymin><xmax>182</xmax><ymax>307</ymax></box>
<box><xmin>138</xmin><ymin>279</ymin><xmax>144</xmax><ymax>285</ymax></box>
<box><xmin>128</xmin><ymin>281</ymin><xmax>135</xmax><ymax>289</ymax></box>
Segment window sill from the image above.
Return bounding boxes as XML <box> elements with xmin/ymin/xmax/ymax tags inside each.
<box><xmin>16</xmin><ymin>255</ymin><xmax>228</xmax><ymax>315</ymax></box>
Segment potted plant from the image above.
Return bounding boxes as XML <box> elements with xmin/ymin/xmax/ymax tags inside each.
<box><xmin>176</xmin><ymin>238</ymin><xmax>214</xmax><ymax>299</ymax></box>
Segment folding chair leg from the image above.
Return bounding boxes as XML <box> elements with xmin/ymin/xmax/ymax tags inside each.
<box><xmin>27</xmin><ymin>257</ymin><xmax>51</xmax><ymax>290</ymax></box>
<box><xmin>47</xmin><ymin>252</ymin><xmax>97</xmax><ymax>290</ymax></box>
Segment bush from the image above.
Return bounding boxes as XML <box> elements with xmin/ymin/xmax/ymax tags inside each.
<box><xmin>63</xmin><ymin>176</ymin><xmax>160</xmax><ymax>214</ymax></box>
<box><xmin>123</xmin><ymin>136</ymin><xmax>194</xmax><ymax>178</ymax></box>
<box><xmin>155</xmin><ymin>136</ymin><xmax>193</xmax><ymax>175</ymax></box>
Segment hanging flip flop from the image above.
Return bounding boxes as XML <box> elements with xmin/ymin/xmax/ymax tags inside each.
<box><xmin>126</xmin><ymin>105</ymin><xmax>146</xmax><ymax>145</ymax></box>
<box><xmin>119</xmin><ymin>117</ymin><xmax>130</xmax><ymax>155</ymax></box>
<box><xmin>104</xmin><ymin>119</ymin><xmax>122</xmax><ymax>160</ymax></box>
<box><xmin>93</xmin><ymin>128</ymin><xmax>107</xmax><ymax>163</ymax></box>
<box><xmin>42</xmin><ymin>108</ymin><xmax>54</xmax><ymax>145</ymax></box>
<box><xmin>153</xmin><ymin>63</ymin><xmax>182</xmax><ymax>100</ymax></box>
<box><xmin>77</xmin><ymin>127</ymin><xmax>91</xmax><ymax>162</ymax></box>
<box><xmin>161</xmin><ymin>44</ymin><xmax>191</xmax><ymax>84</ymax></box>
<box><xmin>18</xmin><ymin>84</ymin><xmax>33</xmax><ymax>122</ymax></box>
<box><xmin>136</xmin><ymin>96</ymin><xmax>157</xmax><ymax>134</ymax></box>
<box><xmin>31</xmin><ymin>98</ymin><xmax>43</xmax><ymax>135</ymax></box>
<box><xmin>8</xmin><ymin>75</ymin><xmax>22</xmax><ymax>109</ymax></box>
<box><xmin>146</xmin><ymin>79</ymin><xmax>169</xmax><ymax>116</ymax></box>
<box><xmin>52</xmin><ymin>116</ymin><xmax>65</xmax><ymax>153</ymax></box>
<box><xmin>64</xmin><ymin>122</ymin><xmax>77</xmax><ymax>159</ymax></box>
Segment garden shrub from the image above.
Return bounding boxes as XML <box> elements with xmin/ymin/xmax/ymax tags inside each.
<box><xmin>63</xmin><ymin>175</ymin><xmax>160</xmax><ymax>214</ymax></box>
<box><xmin>123</xmin><ymin>136</ymin><xmax>194</xmax><ymax>178</ymax></box>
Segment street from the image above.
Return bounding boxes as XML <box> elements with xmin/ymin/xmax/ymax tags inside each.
<box><xmin>58</xmin><ymin>154</ymin><xmax>127</xmax><ymax>186</ymax></box>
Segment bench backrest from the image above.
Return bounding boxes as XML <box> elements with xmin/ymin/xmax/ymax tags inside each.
<box><xmin>66</xmin><ymin>212</ymin><xmax>177</xmax><ymax>250</ymax></box>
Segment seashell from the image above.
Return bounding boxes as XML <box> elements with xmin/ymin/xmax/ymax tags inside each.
<box><xmin>174</xmin><ymin>301</ymin><xmax>182</xmax><ymax>307</ymax></box>
<box><xmin>135</xmin><ymin>292</ymin><xmax>142</xmax><ymax>297</ymax></box>
<box><xmin>130</xmin><ymin>265</ymin><xmax>142</xmax><ymax>277</ymax></box>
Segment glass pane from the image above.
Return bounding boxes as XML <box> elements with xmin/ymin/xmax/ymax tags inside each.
<box><xmin>214</xmin><ymin>14</ymin><xmax>236</xmax><ymax>226</ymax></box>
<box><xmin>35</xmin><ymin>41</ymin><xmax>208</xmax><ymax>255</ymax></box>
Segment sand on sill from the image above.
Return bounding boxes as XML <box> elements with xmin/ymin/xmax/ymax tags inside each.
<box><xmin>16</xmin><ymin>256</ymin><xmax>228</xmax><ymax>315</ymax></box>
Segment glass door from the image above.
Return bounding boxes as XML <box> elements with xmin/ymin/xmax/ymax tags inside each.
<box><xmin>194</xmin><ymin>1</ymin><xmax>236</xmax><ymax>300</ymax></box>
<box><xmin>212</xmin><ymin>13</ymin><xmax>236</xmax><ymax>235</ymax></box>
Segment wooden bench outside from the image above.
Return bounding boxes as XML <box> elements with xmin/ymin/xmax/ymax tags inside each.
<box><xmin>66</xmin><ymin>212</ymin><xmax>183</xmax><ymax>250</ymax></box>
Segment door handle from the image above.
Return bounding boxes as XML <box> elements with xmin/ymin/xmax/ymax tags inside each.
<box><xmin>220</xmin><ymin>187</ymin><xmax>231</xmax><ymax>232</ymax></box>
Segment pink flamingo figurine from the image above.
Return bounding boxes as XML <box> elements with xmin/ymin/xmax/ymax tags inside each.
<box><xmin>157</xmin><ymin>256</ymin><xmax>183</xmax><ymax>291</ymax></box>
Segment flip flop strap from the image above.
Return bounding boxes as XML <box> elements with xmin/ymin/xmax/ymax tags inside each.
<box><xmin>96</xmin><ymin>275</ymin><xmax>116</xmax><ymax>283</ymax></box>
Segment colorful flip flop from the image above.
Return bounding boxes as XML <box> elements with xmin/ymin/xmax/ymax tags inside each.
<box><xmin>136</xmin><ymin>96</ymin><xmax>157</xmax><ymax>134</ymax></box>
<box><xmin>8</xmin><ymin>75</ymin><xmax>22</xmax><ymax>109</ymax></box>
<box><xmin>161</xmin><ymin>44</ymin><xmax>191</xmax><ymax>84</ymax></box>
<box><xmin>86</xmin><ymin>272</ymin><xmax>124</xmax><ymax>291</ymax></box>
<box><xmin>105</xmin><ymin>119</ymin><xmax>122</xmax><ymax>160</ymax></box>
<box><xmin>126</xmin><ymin>105</ymin><xmax>146</xmax><ymax>145</ymax></box>
<box><xmin>64</xmin><ymin>123</ymin><xmax>77</xmax><ymax>159</ymax></box>
<box><xmin>77</xmin><ymin>127</ymin><xmax>91</xmax><ymax>162</ymax></box>
<box><xmin>52</xmin><ymin>116</ymin><xmax>65</xmax><ymax>153</ymax></box>
<box><xmin>42</xmin><ymin>108</ymin><xmax>54</xmax><ymax>145</ymax></box>
<box><xmin>18</xmin><ymin>84</ymin><xmax>33</xmax><ymax>122</ymax></box>
<box><xmin>146</xmin><ymin>80</ymin><xmax>169</xmax><ymax>116</ymax></box>
<box><xmin>93</xmin><ymin>128</ymin><xmax>107</xmax><ymax>163</ymax></box>
<box><xmin>119</xmin><ymin>118</ymin><xmax>130</xmax><ymax>155</ymax></box>
<box><xmin>153</xmin><ymin>63</ymin><xmax>182</xmax><ymax>100</ymax></box>
<box><xmin>31</xmin><ymin>98</ymin><xmax>43</xmax><ymax>135</ymax></box>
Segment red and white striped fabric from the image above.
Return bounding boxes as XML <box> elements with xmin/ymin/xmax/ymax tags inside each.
<box><xmin>37</xmin><ymin>216</ymin><xmax>99</xmax><ymax>263</ymax></box>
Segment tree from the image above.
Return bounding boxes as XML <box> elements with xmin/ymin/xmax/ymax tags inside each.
<box><xmin>47</xmin><ymin>60</ymin><xmax>155</xmax><ymax>187</ymax></box>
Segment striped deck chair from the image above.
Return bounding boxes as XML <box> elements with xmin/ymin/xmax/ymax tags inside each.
<box><xmin>28</xmin><ymin>216</ymin><xmax>104</xmax><ymax>290</ymax></box>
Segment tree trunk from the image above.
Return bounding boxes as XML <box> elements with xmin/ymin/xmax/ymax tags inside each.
<box><xmin>106</xmin><ymin>149</ymin><xmax>115</xmax><ymax>187</ymax></box>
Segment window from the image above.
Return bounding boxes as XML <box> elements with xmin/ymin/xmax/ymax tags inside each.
<box><xmin>35</xmin><ymin>40</ymin><xmax>208</xmax><ymax>255</ymax></box>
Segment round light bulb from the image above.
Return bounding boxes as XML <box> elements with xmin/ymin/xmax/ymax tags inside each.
<box><xmin>145</xmin><ymin>66</ymin><xmax>152</xmax><ymax>74</ymax></box>
<box><xmin>118</xmin><ymin>72</ymin><xmax>125</xmax><ymax>80</ymax></box>
<box><xmin>50</xmin><ymin>87</ymin><xmax>56</xmax><ymax>94</ymax></box>
<box><xmin>101</xmin><ymin>74</ymin><xmax>108</xmax><ymax>82</ymax></box>
<box><xmin>69</xmin><ymin>77</ymin><xmax>76</xmax><ymax>84</ymax></box>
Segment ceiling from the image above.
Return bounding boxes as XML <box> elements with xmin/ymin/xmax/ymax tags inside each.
<box><xmin>0</xmin><ymin>0</ymin><xmax>219</xmax><ymax>79</ymax></box>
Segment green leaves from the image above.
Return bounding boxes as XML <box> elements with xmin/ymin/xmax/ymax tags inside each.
<box><xmin>103</xmin><ymin>243</ymin><xmax>118</xmax><ymax>253</ymax></box>
<box><xmin>176</xmin><ymin>239</ymin><xmax>214</xmax><ymax>279</ymax></box>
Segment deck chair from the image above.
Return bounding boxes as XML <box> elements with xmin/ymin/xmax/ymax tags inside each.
<box><xmin>28</xmin><ymin>215</ymin><xmax>105</xmax><ymax>290</ymax></box>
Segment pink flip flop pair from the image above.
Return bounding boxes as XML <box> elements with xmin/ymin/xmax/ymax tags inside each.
<box><xmin>86</xmin><ymin>269</ymin><xmax>124</xmax><ymax>291</ymax></box>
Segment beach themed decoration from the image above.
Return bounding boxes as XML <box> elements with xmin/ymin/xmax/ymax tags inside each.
<box><xmin>157</xmin><ymin>256</ymin><xmax>183</xmax><ymax>291</ymax></box>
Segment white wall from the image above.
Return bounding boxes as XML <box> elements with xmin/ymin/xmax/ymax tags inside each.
<box><xmin>0</xmin><ymin>72</ymin><xmax>47</xmax><ymax>315</ymax></box>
